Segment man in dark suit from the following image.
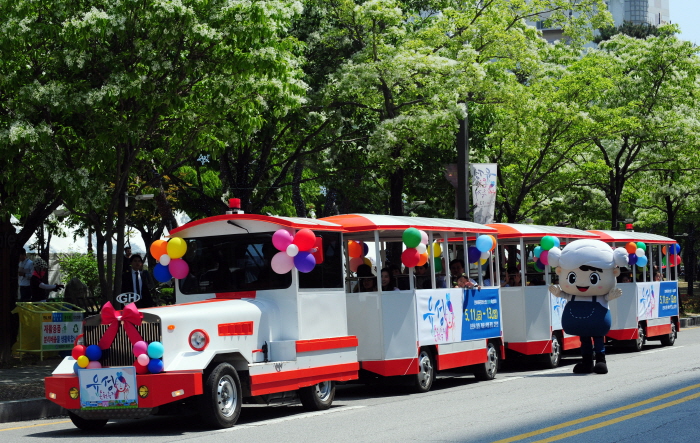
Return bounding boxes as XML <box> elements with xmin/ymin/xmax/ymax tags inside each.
<box><xmin>121</xmin><ymin>254</ymin><xmax>154</xmax><ymax>308</ymax></box>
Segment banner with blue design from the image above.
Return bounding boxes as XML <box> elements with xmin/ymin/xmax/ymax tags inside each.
<box><xmin>461</xmin><ymin>287</ymin><xmax>501</xmax><ymax>341</ymax></box>
<box><xmin>658</xmin><ymin>281</ymin><xmax>679</xmax><ymax>317</ymax></box>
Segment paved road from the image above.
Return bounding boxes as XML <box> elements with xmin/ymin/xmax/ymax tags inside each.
<box><xmin>2</xmin><ymin>327</ymin><xmax>699</xmax><ymax>443</ymax></box>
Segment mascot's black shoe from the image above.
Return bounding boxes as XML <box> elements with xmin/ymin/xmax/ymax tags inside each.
<box><xmin>573</xmin><ymin>354</ymin><xmax>594</xmax><ymax>374</ymax></box>
<box><xmin>594</xmin><ymin>352</ymin><xmax>608</xmax><ymax>374</ymax></box>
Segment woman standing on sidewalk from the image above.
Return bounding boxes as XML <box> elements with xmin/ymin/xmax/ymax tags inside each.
<box><xmin>29</xmin><ymin>257</ymin><xmax>63</xmax><ymax>302</ymax></box>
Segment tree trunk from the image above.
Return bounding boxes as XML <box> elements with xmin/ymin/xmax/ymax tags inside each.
<box><xmin>0</xmin><ymin>217</ymin><xmax>20</xmax><ymax>367</ymax></box>
<box><xmin>292</xmin><ymin>160</ymin><xmax>306</xmax><ymax>217</ymax></box>
<box><xmin>389</xmin><ymin>167</ymin><xmax>405</xmax><ymax>217</ymax></box>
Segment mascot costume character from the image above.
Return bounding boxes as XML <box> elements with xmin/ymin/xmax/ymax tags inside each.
<box><xmin>548</xmin><ymin>239</ymin><xmax>628</xmax><ymax>374</ymax></box>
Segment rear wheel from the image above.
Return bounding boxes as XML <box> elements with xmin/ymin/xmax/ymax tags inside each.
<box><xmin>198</xmin><ymin>363</ymin><xmax>242</xmax><ymax>428</ymax></box>
<box><xmin>540</xmin><ymin>334</ymin><xmax>562</xmax><ymax>369</ymax></box>
<box><xmin>629</xmin><ymin>323</ymin><xmax>646</xmax><ymax>352</ymax></box>
<box><xmin>68</xmin><ymin>411</ymin><xmax>107</xmax><ymax>431</ymax></box>
<box><xmin>660</xmin><ymin>322</ymin><xmax>677</xmax><ymax>346</ymax></box>
<box><xmin>299</xmin><ymin>381</ymin><xmax>335</xmax><ymax>411</ymax></box>
<box><xmin>473</xmin><ymin>342</ymin><xmax>498</xmax><ymax>381</ymax></box>
<box><xmin>410</xmin><ymin>348</ymin><xmax>435</xmax><ymax>393</ymax></box>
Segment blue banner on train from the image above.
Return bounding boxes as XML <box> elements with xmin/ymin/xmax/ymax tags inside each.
<box><xmin>461</xmin><ymin>287</ymin><xmax>500</xmax><ymax>341</ymax></box>
<box><xmin>658</xmin><ymin>281</ymin><xmax>679</xmax><ymax>317</ymax></box>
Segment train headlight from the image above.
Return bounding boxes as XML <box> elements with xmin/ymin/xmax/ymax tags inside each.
<box><xmin>188</xmin><ymin>329</ymin><xmax>209</xmax><ymax>351</ymax></box>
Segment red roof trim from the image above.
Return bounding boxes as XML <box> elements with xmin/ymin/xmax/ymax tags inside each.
<box><xmin>169</xmin><ymin>214</ymin><xmax>344</xmax><ymax>235</ymax></box>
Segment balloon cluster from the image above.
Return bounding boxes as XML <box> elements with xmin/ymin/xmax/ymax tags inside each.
<box><xmin>271</xmin><ymin>228</ymin><xmax>317</xmax><ymax>274</ymax></box>
<box><xmin>623</xmin><ymin>241</ymin><xmax>648</xmax><ymax>267</ymax></box>
<box><xmin>150</xmin><ymin>238</ymin><xmax>189</xmax><ymax>282</ymax></box>
<box><xmin>71</xmin><ymin>344</ymin><xmax>104</xmax><ymax>373</ymax></box>
<box><xmin>533</xmin><ymin>236</ymin><xmax>561</xmax><ymax>271</ymax></box>
<box><xmin>348</xmin><ymin>240</ymin><xmax>372</xmax><ymax>272</ymax></box>
<box><xmin>133</xmin><ymin>340</ymin><xmax>165</xmax><ymax>374</ymax></box>
<box><xmin>401</xmin><ymin>228</ymin><xmax>430</xmax><ymax>268</ymax></box>
<box><xmin>467</xmin><ymin>235</ymin><xmax>496</xmax><ymax>265</ymax></box>
<box><xmin>661</xmin><ymin>243</ymin><xmax>681</xmax><ymax>267</ymax></box>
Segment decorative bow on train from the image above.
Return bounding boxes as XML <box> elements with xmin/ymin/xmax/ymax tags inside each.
<box><xmin>98</xmin><ymin>301</ymin><xmax>144</xmax><ymax>350</ymax></box>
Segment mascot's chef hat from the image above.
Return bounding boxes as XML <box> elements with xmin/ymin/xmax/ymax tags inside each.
<box><xmin>558</xmin><ymin>239</ymin><xmax>628</xmax><ymax>270</ymax></box>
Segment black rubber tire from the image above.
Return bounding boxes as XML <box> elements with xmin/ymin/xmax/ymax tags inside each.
<box><xmin>68</xmin><ymin>411</ymin><xmax>108</xmax><ymax>431</ymax></box>
<box><xmin>629</xmin><ymin>323</ymin><xmax>646</xmax><ymax>352</ymax></box>
<box><xmin>540</xmin><ymin>334</ymin><xmax>562</xmax><ymax>369</ymax></box>
<box><xmin>198</xmin><ymin>363</ymin><xmax>242</xmax><ymax>428</ymax></box>
<box><xmin>473</xmin><ymin>342</ymin><xmax>498</xmax><ymax>381</ymax></box>
<box><xmin>660</xmin><ymin>322</ymin><xmax>677</xmax><ymax>346</ymax></box>
<box><xmin>299</xmin><ymin>381</ymin><xmax>335</xmax><ymax>411</ymax></box>
<box><xmin>410</xmin><ymin>348</ymin><xmax>436</xmax><ymax>393</ymax></box>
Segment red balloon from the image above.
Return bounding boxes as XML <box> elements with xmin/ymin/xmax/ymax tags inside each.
<box><xmin>402</xmin><ymin>248</ymin><xmax>420</xmax><ymax>268</ymax></box>
<box><xmin>72</xmin><ymin>345</ymin><xmax>85</xmax><ymax>360</ymax></box>
<box><xmin>293</xmin><ymin>229</ymin><xmax>316</xmax><ymax>251</ymax></box>
<box><xmin>134</xmin><ymin>360</ymin><xmax>149</xmax><ymax>374</ymax></box>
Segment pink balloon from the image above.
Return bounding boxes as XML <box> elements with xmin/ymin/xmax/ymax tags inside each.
<box><xmin>133</xmin><ymin>340</ymin><xmax>148</xmax><ymax>357</ymax></box>
<box><xmin>169</xmin><ymin>258</ymin><xmax>189</xmax><ymax>279</ymax></box>
<box><xmin>271</xmin><ymin>251</ymin><xmax>294</xmax><ymax>274</ymax></box>
<box><xmin>540</xmin><ymin>250</ymin><xmax>549</xmax><ymax>266</ymax></box>
<box><xmin>349</xmin><ymin>257</ymin><xmax>364</xmax><ymax>272</ymax></box>
<box><xmin>293</xmin><ymin>228</ymin><xmax>316</xmax><ymax>251</ymax></box>
<box><xmin>420</xmin><ymin>230</ymin><xmax>429</xmax><ymax>245</ymax></box>
<box><xmin>137</xmin><ymin>353</ymin><xmax>150</xmax><ymax>366</ymax></box>
<box><xmin>86</xmin><ymin>361</ymin><xmax>102</xmax><ymax>369</ymax></box>
<box><xmin>272</xmin><ymin>229</ymin><xmax>294</xmax><ymax>251</ymax></box>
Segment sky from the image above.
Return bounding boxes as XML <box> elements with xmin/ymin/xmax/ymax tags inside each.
<box><xmin>671</xmin><ymin>0</ymin><xmax>700</xmax><ymax>45</ymax></box>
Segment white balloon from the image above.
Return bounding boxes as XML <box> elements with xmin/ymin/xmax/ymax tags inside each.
<box><xmin>480</xmin><ymin>251</ymin><xmax>490</xmax><ymax>260</ymax></box>
<box><xmin>286</xmin><ymin>244</ymin><xmax>299</xmax><ymax>257</ymax></box>
<box><xmin>636</xmin><ymin>248</ymin><xmax>645</xmax><ymax>257</ymax></box>
<box><xmin>416</xmin><ymin>243</ymin><xmax>427</xmax><ymax>254</ymax></box>
<box><xmin>159</xmin><ymin>254</ymin><xmax>171</xmax><ymax>266</ymax></box>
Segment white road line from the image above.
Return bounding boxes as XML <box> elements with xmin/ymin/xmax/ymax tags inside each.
<box><xmin>641</xmin><ymin>345</ymin><xmax>684</xmax><ymax>355</ymax></box>
<box><xmin>212</xmin><ymin>405</ymin><xmax>366</xmax><ymax>433</ymax></box>
<box><xmin>494</xmin><ymin>376</ymin><xmax>523</xmax><ymax>383</ymax></box>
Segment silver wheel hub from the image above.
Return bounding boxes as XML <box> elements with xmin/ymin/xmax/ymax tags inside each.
<box><xmin>417</xmin><ymin>351</ymin><xmax>433</xmax><ymax>388</ymax></box>
<box><xmin>551</xmin><ymin>338</ymin><xmax>561</xmax><ymax>363</ymax></box>
<box><xmin>485</xmin><ymin>346</ymin><xmax>497</xmax><ymax>376</ymax></box>
<box><xmin>314</xmin><ymin>381</ymin><xmax>332</xmax><ymax>402</ymax></box>
<box><xmin>217</xmin><ymin>375</ymin><xmax>237</xmax><ymax>417</ymax></box>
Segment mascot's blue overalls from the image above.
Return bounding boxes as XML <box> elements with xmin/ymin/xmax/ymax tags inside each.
<box><xmin>548</xmin><ymin>239</ymin><xmax>629</xmax><ymax>374</ymax></box>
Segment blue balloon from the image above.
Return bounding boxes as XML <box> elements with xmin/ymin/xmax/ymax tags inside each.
<box><xmin>636</xmin><ymin>256</ymin><xmax>648</xmax><ymax>267</ymax></box>
<box><xmin>294</xmin><ymin>251</ymin><xmax>316</xmax><ymax>273</ymax></box>
<box><xmin>467</xmin><ymin>246</ymin><xmax>481</xmax><ymax>264</ymax></box>
<box><xmin>362</xmin><ymin>242</ymin><xmax>369</xmax><ymax>257</ymax></box>
<box><xmin>628</xmin><ymin>253</ymin><xmax>638</xmax><ymax>266</ymax></box>
<box><xmin>148</xmin><ymin>341</ymin><xmax>164</xmax><ymax>359</ymax></box>
<box><xmin>670</xmin><ymin>244</ymin><xmax>681</xmax><ymax>254</ymax></box>
<box><xmin>534</xmin><ymin>246</ymin><xmax>543</xmax><ymax>258</ymax></box>
<box><xmin>552</xmin><ymin>237</ymin><xmax>561</xmax><ymax>248</ymax></box>
<box><xmin>73</xmin><ymin>362</ymin><xmax>81</xmax><ymax>374</ymax></box>
<box><xmin>475</xmin><ymin>236</ymin><xmax>493</xmax><ymax>253</ymax></box>
<box><xmin>153</xmin><ymin>263</ymin><xmax>172</xmax><ymax>282</ymax></box>
<box><xmin>148</xmin><ymin>358</ymin><xmax>164</xmax><ymax>374</ymax></box>
<box><xmin>85</xmin><ymin>344</ymin><xmax>102</xmax><ymax>361</ymax></box>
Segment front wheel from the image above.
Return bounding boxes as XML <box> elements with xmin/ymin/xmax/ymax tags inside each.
<box><xmin>410</xmin><ymin>348</ymin><xmax>435</xmax><ymax>393</ymax></box>
<box><xmin>299</xmin><ymin>381</ymin><xmax>335</xmax><ymax>411</ymax></box>
<box><xmin>660</xmin><ymin>322</ymin><xmax>677</xmax><ymax>346</ymax></box>
<box><xmin>198</xmin><ymin>363</ymin><xmax>242</xmax><ymax>428</ymax></box>
<box><xmin>629</xmin><ymin>323</ymin><xmax>646</xmax><ymax>352</ymax></box>
<box><xmin>539</xmin><ymin>334</ymin><xmax>562</xmax><ymax>369</ymax></box>
<box><xmin>473</xmin><ymin>342</ymin><xmax>499</xmax><ymax>381</ymax></box>
<box><xmin>68</xmin><ymin>411</ymin><xmax>107</xmax><ymax>431</ymax></box>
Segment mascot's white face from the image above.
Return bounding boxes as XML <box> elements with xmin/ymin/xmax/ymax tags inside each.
<box><xmin>556</xmin><ymin>265</ymin><xmax>620</xmax><ymax>296</ymax></box>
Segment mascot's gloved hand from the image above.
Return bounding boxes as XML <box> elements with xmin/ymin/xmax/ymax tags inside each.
<box><xmin>548</xmin><ymin>285</ymin><xmax>562</xmax><ymax>297</ymax></box>
<box><xmin>605</xmin><ymin>288</ymin><xmax>623</xmax><ymax>301</ymax></box>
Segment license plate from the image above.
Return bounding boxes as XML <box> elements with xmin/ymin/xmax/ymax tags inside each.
<box><xmin>78</xmin><ymin>367</ymin><xmax>139</xmax><ymax>409</ymax></box>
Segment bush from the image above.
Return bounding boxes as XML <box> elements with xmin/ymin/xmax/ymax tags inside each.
<box><xmin>57</xmin><ymin>253</ymin><xmax>100</xmax><ymax>296</ymax></box>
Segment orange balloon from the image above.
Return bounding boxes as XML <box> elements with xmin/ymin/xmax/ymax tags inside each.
<box><xmin>150</xmin><ymin>240</ymin><xmax>168</xmax><ymax>260</ymax></box>
<box><xmin>488</xmin><ymin>235</ymin><xmax>497</xmax><ymax>251</ymax></box>
<box><xmin>417</xmin><ymin>252</ymin><xmax>429</xmax><ymax>266</ymax></box>
<box><xmin>662</xmin><ymin>246</ymin><xmax>667</xmax><ymax>255</ymax></box>
<box><xmin>625</xmin><ymin>242</ymin><xmax>637</xmax><ymax>255</ymax></box>
<box><xmin>348</xmin><ymin>241</ymin><xmax>362</xmax><ymax>258</ymax></box>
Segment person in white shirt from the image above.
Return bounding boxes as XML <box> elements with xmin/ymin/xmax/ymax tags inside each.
<box><xmin>18</xmin><ymin>249</ymin><xmax>33</xmax><ymax>302</ymax></box>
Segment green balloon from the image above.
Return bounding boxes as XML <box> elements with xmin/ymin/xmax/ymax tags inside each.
<box><xmin>434</xmin><ymin>257</ymin><xmax>443</xmax><ymax>272</ymax></box>
<box><xmin>636</xmin><ymin>242</ymin><xmax>647</xmax><ymax>251</ymax></box>
<box><xmin>540</xmin><ymin>236</ymin><xmax>555</xmax><ymax>251</ymax></box>
<box><xmin>403</xmin><ymin>227</ymin><xmax>422</xmax><ymax>248</ymax></box>
<box><xmin>662</xmin><ymin>256</ymin><xmax>667</xmax><ymax>265</ymax></box>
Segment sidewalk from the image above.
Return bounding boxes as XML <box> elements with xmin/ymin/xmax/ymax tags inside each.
<box><xmin>0</xmin><ymin>357</ymin><xmax>65</xmax><ymax>423</ymax></box>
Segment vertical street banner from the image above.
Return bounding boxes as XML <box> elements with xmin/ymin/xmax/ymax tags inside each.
<box><xmin>470</xmin><ymin>163</ymin><xmax>497</xmax><ymax>224</ymax></box>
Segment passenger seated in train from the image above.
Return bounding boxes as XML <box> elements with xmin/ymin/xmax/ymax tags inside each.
<box><xmin>381</xmin><ymin>268</ymin><xmax>399</xmax><ymax>291</ymax></box>
<box><xmin>415</xmin><ymin>262</ymin><xmax>432</xmax><ymax>289</ymax></box>
<box><xmin>354</xmin><ymin>264</ymin><xmax>378</xmax><ymax>292</ymax></box>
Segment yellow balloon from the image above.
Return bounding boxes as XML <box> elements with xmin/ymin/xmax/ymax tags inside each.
<box><xmin>479</xmin><ymin>257</ymin><xmax>488</xmax><ymax>265</ymax></box>
<box><xmin>432</xmin><ymin>243</ymin><xmax>442</xmax><ymax>256</ymax></box>
<box><xmin>363</xmin><ymin>257</ymin><xmax>371</xmax><ymax>266</ymax></box>
<box><xmin>167</xmin><ymin>237</ymin><xmax>187</xmax><ymax>259</ymax></box>
<box><xmin>77</xmin><ymin>355</ymin><xmax>90</xmax><ymax>368</ymax></box>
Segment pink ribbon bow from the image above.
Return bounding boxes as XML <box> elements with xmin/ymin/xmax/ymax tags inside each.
<box><xmin>98</xmin><ymin>301</ymin><xmax>144</xmax><ymax>350</ymax></box>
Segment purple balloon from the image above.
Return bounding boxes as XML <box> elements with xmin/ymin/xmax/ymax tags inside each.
<box><xmin>467</xmin><ymin>246</ymin><xmax>481</xmax><ymax>264</ymax></box>
<box><xmin>153</xmin><ymin>263</ymin><xmax>172</xmax><ymax>282</ymax></box>
<box><xmin>536</xmin><ymin>259</ymin><xmax>544</xmax><ymax>270</ymax></box>
<box><xmin>362</xmin><ymin>242</ymin><xmax>369</xmax><ymax>257</ymax></box>
<box><xmin>272</xmin><ymin>229</ymin><xmax>294</xmax><ymax>252</ymax></box>
<box><xmin>294</xmin><ymin>251</ymin><xmax>316</xmax><ymax>273</ymax></box>
<box><xmin>628</xmin><ymin>253</ymin><xmax>638</xmax><ymax>266</ymax></box>
<box><xmin>169</xmin><ymin>258</ymin><xmax>189</xmax><ymax>279</ymax></box>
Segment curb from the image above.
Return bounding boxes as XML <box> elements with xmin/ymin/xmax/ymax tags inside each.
<box><xmin>0</xmin><ymin>398</ymin><xmax>66</xmax><ymax>424</ymax></box>
<box><xmin>680</xmin><ymin>316</ymin><xmax>700</xmax><ymax>328</ymax></box>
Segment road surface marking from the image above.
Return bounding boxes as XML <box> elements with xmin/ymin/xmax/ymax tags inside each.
<box><xmin>211</xmin><ymin>405</ymin><xmax>366</xmax><ymax>433</ymax></box>
<box><xmin>0</xmin><ymin>420</ymin><xmax>71</xmax><ymax>432</ymax></box>
<box><xmin>643</xmin><ymin>345</ymin><xmax>684</xmax><ymax>354</ymax></box>
<box><xmin>492</xmin><ymin>382</ymin><xmax>700</xmax><ymax>443</ymax></box>
<box><xmin>530</xmin><ymin>391</ymin><xmax>700</xmax><ymax>443</ymax></box>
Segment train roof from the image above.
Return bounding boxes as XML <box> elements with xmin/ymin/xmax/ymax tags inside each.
<box><xmin>169</xmin><ymin>213</ymin><xmax>344</xmax><ymax>237</ymax></box>
<box><xmin>486</xmin><ymin>223</ymin><xmax>599</xmax><ymax>240</ymax></box>
<box><xmin>587</xmin><ymin>230</ymin><xmax>677</xmax><ymax>245</ymax></box>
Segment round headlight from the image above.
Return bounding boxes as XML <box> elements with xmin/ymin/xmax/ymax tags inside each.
<box><xmin>188</xmin><ymin>329</ymin><xmax>209</xmax><ymax>351</ymax></box>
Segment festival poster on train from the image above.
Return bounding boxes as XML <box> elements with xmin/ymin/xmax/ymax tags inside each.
<box><xmin>461</xmin><ymin>288</ymin><xmax>501</xmax><ymax>341</ymax></box>
<box><xmin>416</xmin><ymin>289</ymin><xmax>463</xmax><ymax>345</ymax></box>
<box><xmin>637</xmin><ymin>282</ymin><xmax>660</xmax><ymax>320</ymax></box>
<box><xmin>79</xmin><ymin>367</ymin><xmax>138</xmax><ymax>409</ymax></box>
<box><xmin>657</xmin><ymin>281</ymin><xmax>679</xmax><ymax>317</ymax></box>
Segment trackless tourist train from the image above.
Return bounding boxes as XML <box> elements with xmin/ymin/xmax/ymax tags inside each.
<box><xmin>43</xmin><ymin>204</ymin><xmax>679</xmax><ymax>430</ymax></box>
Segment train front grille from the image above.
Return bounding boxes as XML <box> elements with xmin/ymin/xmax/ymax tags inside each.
<box><xmin>83</xmin><ymin>313</ymin><xmax>162</xmax><ymax>367</ymax></box>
